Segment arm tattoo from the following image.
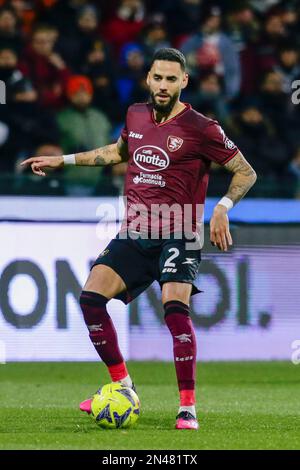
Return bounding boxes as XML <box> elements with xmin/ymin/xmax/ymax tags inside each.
<box><xmin>75</xmin><ymin>144</ymin><xmax>122</xmax><ymax>166</ymax></box>
<box><xmin>223</xmin><ymin>151</ymin><xmax>257</xmax><ymax>205</ymax></box>
<box><xmin>93</xmin><ymin>145</ymin><xmax>118</xmax><ymax>166</ymax></box>
<box><xmin>72</xmin><ymin>138</ymin><xmax>128</xmax><ymax>167</ymax></box>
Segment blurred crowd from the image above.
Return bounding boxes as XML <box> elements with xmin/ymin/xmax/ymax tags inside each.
<box><xmin>0</xmin><ymin>0</ymin><xmax>300</xmax><ymax>197</ymax></box>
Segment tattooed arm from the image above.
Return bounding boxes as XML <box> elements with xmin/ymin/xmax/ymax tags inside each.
<box><xmin>222</xmin><ymin>151</ymin><xmax>257</xmax><ymax>205</ymax></box>
<box><xmin>210</xmin><ymin>151</ymin><xmax>257</xmax><ymax>252</ymax></box>
<box><xmin>75</xmin><ymin>137</ymin><xmax>129</xmax><ymax>166</ymax></box>
<box><xmin>20</xmin><ymin>137</ymin><xmax>129</xmax><ymax>175</ymax></box>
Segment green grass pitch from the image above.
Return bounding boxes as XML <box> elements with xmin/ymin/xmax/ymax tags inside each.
<box><xmin>0</xmin><ymin>361</ymin><xmax>299</xmax><ymax>450</ymax></box>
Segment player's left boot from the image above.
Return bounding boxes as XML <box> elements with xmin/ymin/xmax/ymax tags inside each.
<box><xmin>79</xmin><ymin>383</ymin><xmax>137</xmax><ymax>414</ymax></box>
<box><xmin>175</xmin><ymin>411</ymin><xmax>199</xmax><ymax>430</ymax></box>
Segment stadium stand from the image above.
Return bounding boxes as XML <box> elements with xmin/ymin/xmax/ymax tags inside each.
<box><xmin>0</xmin><ymin>0</ymin><xmax>300</xmax><ymax>197</ymax></box>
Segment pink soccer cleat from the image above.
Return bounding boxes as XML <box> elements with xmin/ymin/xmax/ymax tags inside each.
<box><xmin>79</xmin><ymin>386</ymin><xmax>103</xmax><ymax>414</ymax></box>
<box><xmin>175</xmin><ymin>411</ymin><xmax>199</xmax><ymax>430</ymax></box>
<box><xmin>79</xmin><ymin>398</ymin><xmax>93</xmax><ymax>414</ymax></box>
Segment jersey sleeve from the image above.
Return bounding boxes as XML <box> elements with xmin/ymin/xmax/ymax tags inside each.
<box><xmin>120</xmin><ymin>106</ymin><xmax>131</xmax><ymax>142</ymax></box>
<box><xmin>202</xmin><ymin>121</ymin><xmax>239</xmax><ymax>165</ymax></box>
<box><xmin>120</xmin><ymin>123</ymin><xmax>128</xmax><ymax>143</ymax></box>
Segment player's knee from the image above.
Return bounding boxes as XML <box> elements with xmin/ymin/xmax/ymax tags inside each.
<box><xmin>163</xmin><ymin>300</ymin><xmax>190</xmax><ymax>319</ymax></box>
<box><xmin>161</xmin><ymin>282</ymin><xmax>192</xmax><ymax>306</ymax></box>
<box><xmin>79</xmin><ymin>290</ymin><xmax>108</xmax><ymax>312</ymax></box>
<box><xmin>79</xmin><ymin>291</ymin><xmax>109</xmax><ymax>331</ymax></box>
<box><xmin>83</xmin><ymin>265</ymin><xmax>125</xmax><ymax>299</ymax></box>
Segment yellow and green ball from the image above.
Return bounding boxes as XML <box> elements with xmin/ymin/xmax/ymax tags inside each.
<box><xmin>91</xmin><ymin>383</ymin><xmax>140</xmax><ymax>429</ymax></box>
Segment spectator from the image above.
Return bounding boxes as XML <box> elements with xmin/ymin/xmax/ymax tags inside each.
<box><xmin>184</xmin><ymin>72</ymin><xmax>229</xmax><ymax>123</ymax></box>
<box><xmin>181</xmin><ymin>4</ymin><xmax>241</xmax><ymax>100</ymax></box>
<box><xmin>155</xmin><ymin>0</ymin><xmax>202</xmax><ymax>47</ymax></box>
<box><xmin>56</xmin><ymin>75</ymin><xmax>113</xmax><ymax>195</ymax></box>
<box><xmin>280</xmin><ymin>2</ymin><xmax>299</xmax><ymax>40</ymax></box>
<box><xmin>225</xmin><ymin>2</ymin><xmax>259</xmax><ymax>47</ymax></box>
<box><xmin>274</xmin><ymin>41</ymin><xmax>300</xmax><ymax>94</ymax></box>
<box><xmin>56</xmin><ymin>75</ymin><xmax>111</xmax><ymax>153</ymax></box>
<box><xmin>0</xmin><ymin>46</ymin><xmax>59</xmax><ymax>168</ymax></box>
<box><xmin>249</xmin><ymin>0</ymin><xmax>282</xmax><ymax>15</ymax></box>
<box><xmin>57</xmin><ymin>4</ymin><xmax>110</xmax><ymax>73</ymax></box>
<box><xmin>258</xmin><ymin>69</ymin><xmax>299</xmax><ymax>150</ymax></box>
<box><xmin>76</xmin><ymin>9</ymin><xmax>117</xmax><ymax>118</ymax></box>
<box><xmin>229</xmin><ymin>101</ymin><xmax>290</xmax><ymax>178</ymax></box>
<box><xmin>37</xmin><ymin>0</ymin><xmax>91</xmax><ymax>35</ymax></box>
<box><xmin>88</xmin><ymin>71</ymin><xmax>121</xmax><ymax>123</ymax></box>
<box><xmin>0</xmin><ymin>0</ymin><xmax>299</xmax><ymax>198</ymax></box>
<box><xmin>82</xmin><ymin>38</ymin><xmax>113</xmax><ymax>76</ymax></box>
<box><xmin>139</xmin><ymin>13</ymin><xmax>171</xmax><ymax>67</ymax></box>
<box><xmin>225</xmin><ymin>2</ymin><xmax>260</xmax><ymax>95</ymax></box>
<box><xmin>117</xmin><ymin>42</ymin><xmax>146</xmax><ymax>105</ymax></box>
<box><xmin>9</xmin><ymin>0</ymin><xmax>37</xmax><ymax>36</ymax></box>
<box><xmin>0</xmin><ymin>47</ymin><xmax>36</xmax><ymax>103</ymax></box>
<box><xmin>34</xmin><ymin>142</ymin><xmax>63</xmax><ymax>158</ymax></box>
<box><xmin>0</xmin><ymin>5</ymin><xmax>22</xmax><ymax>53</ymax></box>
<box><xmin>102</xmin><ymin>0</ymin><xmax>146</xmax><ymax>58</ymax></box>
<box><xmin>15</xmin><ymin>141</ymin><xmax>66</xmax><ymax>196</ymax></box>
<box><xmin>131</xmin><ymin>74</ymin><xmax>149</xmax><ymax>105</ymax></box>
<box><xmin>19</xmin><ymin>24</ymin><xmax>71</xmax><ymax>109</ymax></box>
<box><xmin>255</xmin><ymin>12</ymin><xmax>286</xmax><ymax>75</ymax></box>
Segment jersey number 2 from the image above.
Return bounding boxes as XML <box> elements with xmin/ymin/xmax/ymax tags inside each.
<box><xmin>164</xmin><ymin>248</ymin><xmax>180</xmax><ymax>268</ymax></box>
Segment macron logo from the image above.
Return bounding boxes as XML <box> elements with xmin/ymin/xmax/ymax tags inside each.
<box><xmin>175</xmin><ymin>334</ymin><xmax>192</xmax><ymax>344</ymax></box>
<box><xmin>182</xmin><ymin>258</ymin><xmax>196</xmax><ymax>265</ymax></box>
<box><xmin>129</xmin><ymin>131</ymin><xmax>143</xmax><ymax>139</ymax></box>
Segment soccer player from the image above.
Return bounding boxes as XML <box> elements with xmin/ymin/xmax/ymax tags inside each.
<box><xmin>21</xmin><ymin>48</ymin><xmax>256</xmax><ymax>430</ymax></box>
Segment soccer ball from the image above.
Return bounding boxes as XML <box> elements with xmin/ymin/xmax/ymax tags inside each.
<box><xmin>91</xmin><ymin>383</ymin><xmax>140</xmax><ymax>429</ymax></box>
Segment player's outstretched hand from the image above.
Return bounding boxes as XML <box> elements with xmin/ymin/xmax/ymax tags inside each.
<box><xmin>20</xmin><ymin>156</ymin><xmax>64</xmax><ymax>176</ymax></box>
<box><xmin>210</xmin><ymin>204</ymin><xmax>233</xmax><ymax>252</ymax></box>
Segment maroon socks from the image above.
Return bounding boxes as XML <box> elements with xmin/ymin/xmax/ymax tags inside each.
<box><xmin>164</xmin><ymin>300</ymin><xmax>197</xmax><ymax>406</ymax></box>
<box><xmin>80</xmin><ymin>290</ymin><xmax>197</xmax><ymax>407</ymax></box>
<box><xmin>79</xmin><ymin>290</ymin><xmax>128</xmax><ymax>380</ymax></box>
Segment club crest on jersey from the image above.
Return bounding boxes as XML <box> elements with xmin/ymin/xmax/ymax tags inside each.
<box><xmin>218</xmin><ymin>125</ymin><xmax>236</xmax><ymax>151</ymax></box>
<box><xmin>224</xmin><ymin>137</ymin><xmax>236</xmax><ymax>150</ymax></box>
<box><xmin>167</xmin><ymin>135</ymin><xmax>183</xmax><ymax>152</ymax></box>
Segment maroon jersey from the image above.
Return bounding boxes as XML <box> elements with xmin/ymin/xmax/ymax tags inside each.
<box><xmin>121</xmin><ymin>103</ymin><xmax>239</xmax><ymax>235</ymax></box>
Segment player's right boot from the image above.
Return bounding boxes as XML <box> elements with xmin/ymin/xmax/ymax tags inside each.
<box><xmin>79</xmin><ymin>398</ymin><xmax>93</xmax><ymax>414</ymax></box>
<box><xmin>79</xmin><ymin>383</ymin><xmax>137</xmax><ymax>414</ymax></box>
<box><xmin>175</xmin><ymin>411</ymin><xmax>199</xmax><ymax>430</ymax></box>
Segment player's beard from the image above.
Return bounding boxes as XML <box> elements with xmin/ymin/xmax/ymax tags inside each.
<box><xmin>150</xmin><ymin>90</ymin><xmax>179</xmax><ymax>115</ymax></box>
